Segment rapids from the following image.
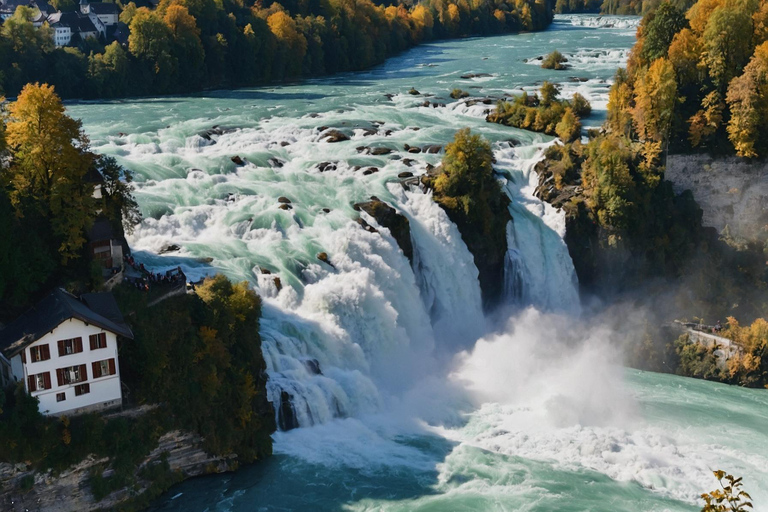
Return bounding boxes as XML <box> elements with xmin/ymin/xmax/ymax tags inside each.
<box><xmin>66</xmin><ymin>14</ymin><xmax>768</xmax><ymax>512</ymax></box>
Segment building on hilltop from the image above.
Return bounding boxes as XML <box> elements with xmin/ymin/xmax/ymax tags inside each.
<box><xmin>80</xmin><ymin>0</ymin><xmax>118</xmax><ymax>26</ymax></box>
<box><xmin>0</xmin><ymin>289</ymin><xmax>133</xmax><ymax>416</ymax></box>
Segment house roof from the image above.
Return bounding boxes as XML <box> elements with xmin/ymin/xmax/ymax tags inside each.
<box><xmin>0</xmin><ymin>289</ymin><xmax>133</xmax><ymax>358</ymax></box>
<box><xmin>88</xmin><ymin>2</ymin><xmax>118</xmax><ymax>15</ymax></box>
<box><xmin>111</xmin><ymin>21</ymin><xmax>128</xmax><ymax>44</ymax></box>
<box><xmin>77</xmin><ymin>14</ymin><xmax>97</xmax><ymax>33</ymax></box>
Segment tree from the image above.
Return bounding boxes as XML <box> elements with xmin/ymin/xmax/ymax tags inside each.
<box><xmin>668</xmin><ymin>27</ymin><xmax>703</xmax><ymax>88</ymax></box>
<box><xmin>701</xmin><ymin>471</ymin><xmax>753</xmax><ymax>512</ymax></box>
<box><xmin>128</xmin><ymin>8</ymin><xmax>177</xmax><ymax>91</ymax></box>
<box><xmin>556</xmin><ymin>107</ymin><xmax>581</xmax><ymax>142</ymax></box>
<box><xmin>4</xmin><ymin>83</ymin><xmax>94</xmax><ymax>261</ymax></box>
<box><xmin>267</xmin><ymin>11</ymin><xmax>307</xmax><ymax>79</ymax></box>
<box><xmin>96</xmin><ymin>155</ymin><xmax>142</xmax><ymax>235</ymax></box>
<box><xmin>164</xmin><ymin>4</ymin><xmax>205</xmax><ymax>86</ymax></box>
<box><xmin>755</xmin><ymin>1</ymin><xmax>768</xmax><ymax>46</ymax></box>
<box><xmin>607</xmin><ymin>68</ymin><xmax>635</xmax><ymax>137</ymax></box>
<box><xmin>632</xmin><ymin>57</ymin><xmax>677</xmax><ymax>142</ymax></box>
<box><xmin>702</xmin><ymin>5</ymin><xmax>754</xmax><ymax>91</ymax></box>
<box><xmin>688</xmin><ymin>90</ymin><xmax>724</xmax><ymax>147</ymax></box>
<box><xmin>725</xmin><ymin>42</ymin><xmax>768</xmax><ymax>157</ymax></box>
<box><xmin>640</xmin><ymin>2</ymin><xmax>688</xmax><ymax>62</ymax></box>
<box><xmin>540</xmin><ymin>81</ymin><xmax>559</xmax><ymax>105</ymax></box>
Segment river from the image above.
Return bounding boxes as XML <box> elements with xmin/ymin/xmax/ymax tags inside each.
<box><xmin>67</xmin><ymin>14</ymin><xmax>768</xmax><ymax>512</ymax></box>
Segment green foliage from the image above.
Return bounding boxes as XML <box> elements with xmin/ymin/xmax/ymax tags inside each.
<box><xmin>701</xmin><ymin>471</ymin><xmax>753</xmax><ymax>512</ymax></box>
<box><xmin>640</xmin><ymin>2</ymin><xmax>688</xmax><ymax>62</ymax></box>
<box><xmin>487</xmin><ymin>82</ymin><xmax>591</xmax><ymax>140</ymax></box>
<box><xmin>0</xmin><ymin>0</ymin><xmax>555</xmax><ymax>99</ymax></box>
<box><xmin>541</xmin><ymin>50</ymin><xmax>567</xmax><ymax>70</ymax></box>
<box><xmin>427</xmin><ymin>128</ymin><xmax>510</xmax><ymax>307</ymax></box>
<box><xmin>450</xmin><ymin>88</ymin><xmax>469</xmax><ymax>99</ymax></box>
<box><xmin>116</xmin><ymin>275</ymin><xmax>275</xmax><ymax>460</ymax></box>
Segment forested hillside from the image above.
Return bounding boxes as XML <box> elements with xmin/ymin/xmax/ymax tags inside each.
<box><xmin>0</xmin><ymin>0</ymin><xmax>554</xmax><ymax>99</ymax></box>
<box><xmin>555</xmin><ymin>0</ymin><xmax>693</xmax><ymax>17</ymax></box>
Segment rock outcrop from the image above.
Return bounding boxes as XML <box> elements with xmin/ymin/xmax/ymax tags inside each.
<box><xmin>353</xmin><ymin>198</ymin><xmax>414</xmax><ymax>263</ymax></box>
<box><xmin>0</xmin><ymin>430</ymin><xmax>238</xmax><ymax>512</ymax></box>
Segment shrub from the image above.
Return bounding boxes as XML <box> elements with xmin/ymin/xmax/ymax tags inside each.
<box><xmin>542</xmin><ymin>50</ymin><xmax>568</xmax><ymax>69</ymax></box>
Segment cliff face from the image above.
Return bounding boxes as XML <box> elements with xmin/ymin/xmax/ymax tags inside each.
<box><xmin>666</xmin><ymin>155</ymin><xmax>768</xmax><ymax>242</ymax></box>
<box><xmin>0</xmin><ymin>430</ymin><xmax>236</xmax><ymax>512</ymax></box>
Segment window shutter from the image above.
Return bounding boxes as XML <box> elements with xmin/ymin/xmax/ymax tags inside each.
<box><xmin>58</xmin><ymin>340</ymin><xmax>65</xmax><ymax>357</ymax></box>
<box><xmin>57</xmin><ymin>368</ymin><xmax>65</xmax><ymax>386</ymax></box>
<box><xmin>79</xmin><ymin>364</ymin><xmax>87</xmax><ymax>382</ymax></box>
<box><xmin>101</xmin><ymin>333</ymin><xmax>107</xmax><ymax>347</ymax></box>
<box><xmin>75</xmin><ymin>337</ymin><xmax>83</xmax><ymax>353</ymax></box>
<box><xmin>43</xmin><ymin>372</ymin><xmax>51</xmax><ymax>390</ymax></box>
<box><xmin>92</xmin><ymin>361</ymin><xmax>101</xmax><ymax>379</ymax></box>
<box><xmin>27</xmin><ymin>375</ymin><xmax>36</xmax><ymax>392</ymax></box>
<box><xmin>90</xmin><ymin>335</ymin><xmax>96</xmax><ymax>350</ymax></box>
<box><xmin>41</xmin><ymin>344</ymin><xmax>50</xmax><ymax>361</ymax></box>
<box><xmin>30</xmin><ymin>348</ymin><xmax>38</xmax><ymax>363</ymax></box>
<box><xmin>108</xmin><ymin>359</ymin><xmax>116</xmax><ymax>376</ymax></box>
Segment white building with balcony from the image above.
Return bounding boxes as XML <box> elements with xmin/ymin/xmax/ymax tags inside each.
<box><xmin>0</xmin><ymin>289</ymin><xmax>133</xmax><ymax>416</ymax></box>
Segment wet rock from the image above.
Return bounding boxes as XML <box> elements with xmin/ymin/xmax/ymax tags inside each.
<box><xmin>460</xmin><ymin>73</ymin><xmax>493</xmax><ymax>79</ymax></box>
<box><xmin>368</xmin><ymin>147</ymin><xmax>392</xmax><ymax>156</ymax></box>
<box><xmin>398</xmin><ymin>171</ymin><xmax>414</xmax><ymax>178</ymax></box>
<box><xmin>361</xmin><ymin>128</ymin><xmax>377</xmax><ymax>136</ymax></box>
<box><xmin>421</xmin><ymin>100</ymin><xmax>431</xmax><ymax>107</ymax></box>
<box><xmin>408</xmin><ymin>88</ymin><xmax>420</xmax><ymax>95</ymax></box>
<box><xmin>118</xmin><ymin>132</ymin><xmax>127</xmax><ymax>137</ymax></box>
<box><xmin>410</xmin><ymin>127</ymin><xmax>420</xmax><ymax>131</ymax></box>
<box><xmin>384</xmin><ymin>93</ymin><xmax>394</xmax><ymax>100</ymax></box>
<box><xmin>273</xmin><ymin>277</ymin><xmax>282</xmax><ymax>292</ymax></box>
<box><xmin>356</xmin><ymin>217</ymin><xmax>379</xmax><ymax>233</ymax></box>
<box><xmin>402</xmin><ymin>159</ymin><xmax>416</xmax><ymax>166</ymax></box>
<box><xmin>353</xmin><ymin>199</ymin><xmax>413</xmax><ymax>263</ymax></box>
<box><xmin>231</xmin><ymin>155</ymin><xmax>245</xmax><ymax>166</ymax></box>
<box><xmin>423</xmin><ymin>144</ymin><xmax>442</xmax><ymax>154</ymax></box>
<box><xmin>200</xmin><ymin>125</ymin><xmax>233</xmax><ymax>141</ymax></box>
<box><xmin>321</xmin><ymin>208</ymin><xmax>331</xmax><ymax>213</ymax></box>
<box><xmin>352</xmin><ymin>165</ymin><xmax>362</xmax><ymax>172</ymax></box>
<box><xmin>278</xmin><ymin>197</ymin><xmax>292</xmax><ymax>204</ymax></box>
<box><xmin>390</xmin><ymin>155</ymin><xmax>401</xmax><ymax>160</ymax></box>
<box><xmin>278</xmin><ymin>204</ymin><xmax>292</xmax><ymax>210</ymax></box>
<box><xmin>321</xmin><ymin>129</ymin><xmax>350</xmax><ymax>143</ymax></box>
<box><xmin>303</xmin><ymin>359</ymin><xmax>322</xmax><ymax>375</ymax></box>
<box><xmin>268</xmin><ymin>157</ymin><xmax>285</xmax><ymax>168</ymax></box>
<box><xmin>278</xmin><ymin>390</ymin><xmax>299</xmax><ymax>431</ymax></box>
<box><xmin>362</xmin><ymin>167</ymin><xmax>379</xmax><ymax>175</ymax></box>
<box><xmin>308</xmin><ymin>113</ymin><xmax>320</xmax><ymax>118</ymax></box>
<box><xmin>317</xmin><ymin>252</ymin><xmax>333</xmax><ymax>267</ymax></box>
<box><xmin>316</xmin><ymin>161</ymin><xmax>337</xmax><ymax>173</ymax></box>
<box><xmin>260</xmin><ymin>267</ymin><xmax>272</xmax><ymax>275</ymax></box>
<box><xmin>570</xmin><ymin>77</ymin><xmax>589</xmax><ymax>82</ymax></box>
<box><xmin>159</xmin><ymin>244</ymin><xmax>181</xmax><ymax>254</ymax></box>
<box><xmin>405</xmin><ymin>144</ymin><xmax>421</xmax><ymax>154</ymax></box>
<box><xmin>280</xmin><ymin>141</ymin><xmax>291</xmax><ymax>147</ymax></box>
<box><xmin>384</xmin><ymin>130</ymin><xmax>394</xmax><ymax>136</ymax></box>
<box><xmin>505</xmin><ymin>138</ymin><xmax>522</xmax><ymax>148</ymax></box>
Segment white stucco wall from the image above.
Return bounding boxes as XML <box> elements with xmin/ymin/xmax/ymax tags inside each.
<box><xmin>16</xmin><ymin>318</ymin><xmax>122</xmax><ymax>416</ymax></box>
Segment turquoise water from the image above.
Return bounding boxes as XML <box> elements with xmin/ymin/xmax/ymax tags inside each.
<box><xmin>66</xmin><ymin>16</ymin><xmax>768</xmax><ymax>512</ymax></box>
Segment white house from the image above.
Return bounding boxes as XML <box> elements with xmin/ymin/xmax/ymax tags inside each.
<box><xmin>0</xmin><ymin>289</ymin><xmax>133</xmax><ymax>416</ymax></box>
<box><xmin>80</xmin><ymin>0</ymin><xmax>118</xmax><ymax>27</ymax></box>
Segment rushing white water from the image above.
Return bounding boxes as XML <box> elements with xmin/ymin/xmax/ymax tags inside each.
<box><xmin>67</xmin><ymin>14</ymin><xmax>768</xmax><ymax>512</ymax></box>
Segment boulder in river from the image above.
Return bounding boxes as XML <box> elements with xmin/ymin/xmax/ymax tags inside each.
<box><xmin>260</xmin><ymin>267</ymin><xmax>272</xmax><ymax>275</ymax></box>
<box><xmin>321</xmin><ymin>208</ymin><xmax>331</xmax><ymax>214</ymax></box>
<box><xmin>278</xmin><ymin>390</ymin><xmax>299</xmax><ymax>431</ymax></box>
<box><xmin>317</xmin><ymin>252</ymin><xmax>333</xmax><ymax>267</ymax></box>
<box><xmin>273</xmin><ymin>277</ymin><xmax>282</xmax><ymax>292</ymax></box>
<box><xmin>231</xmin><ymin>155</ymin><xmax>245</xmax><ymax>165</ymax></box>
<box><xmin>303</xmin><ymin>359</ymin><xmax>322</xmax><ymax>375</ymax></box>
<box><xmin>398</xmin><ymin>171</ymin><xmax>414</xmax><ymax>178</ymax></box>
<box><xmin>402</xmin><ymin>158</ymin><xmax>416</xmax><ymax>166</ymax></box>
<box><xmin>424</xmin><ymin>144</ymin><xmax>442</xmax><ymax>154</ymax></box>
<box><xmin>269</xmin><ymin>157</ymin><xmax>285</xmax><ymax>168</ymax></box>
<box><xmin>159</xmin><ymin>244</ymin><xmax>181</xmax><ymax>254</ymax></box>
<box><xmin>278</xmin><ymin>197</ymin><xmax>292</xmax><ymax>204</ymax></box>
<box><xmin>460</xmin><ymin>73</ymin><xmax>493</xmax><ymax>79</ymax></box>
<box><xmin>362</xmin><ymin>167</ymin><xmax>379</xmax><ymax>175</ymax></box>
<box><xmin>408</xmin><ymin>88</ymin><xmax>420</xmax><ymax>95</ymax></box>
<box><xmin>278</xmin><ymin>204</ymin><xmax>292</xmax><ymax>210</ymax></box>
<box><xmin>356</xmin><ymin>217</ymin><xmax>378</xmax><ymax>233</ymax></box>
<box><xmin>321</xmin><ymin>129</ymin><xmax>350</xmax><ymax>143</ymax></box>
<box><xmin>316</xmin><ymin>161</ymin><xmax>337</xmax><ymax>173</ymax></box>
<box><xmin>368</xmin><ymin>147</ymin><xmax>392</xmax><ymax>156</ymax></box>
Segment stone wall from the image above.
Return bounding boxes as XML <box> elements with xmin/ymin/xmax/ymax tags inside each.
<box><xmin>0</xmin><ymin>430</ymin><xmax>236</xmax><ymax>512</ymax></box>
<box><xmin>665</xmin><ymin>154</ymin><xmax>768</xmax><ymax>242</ymax></box>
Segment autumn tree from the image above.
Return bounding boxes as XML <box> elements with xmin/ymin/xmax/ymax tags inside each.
<box><xmin>4</xmin><ymin>83</ymin><xmax>94</xmax><ymax>261</ymax></box>
<box><xmin>556</xmin><ymin>107</ymin><xmax>581</xmax><ymax>142</ymax></box>
<box><xmin>128</xmin><ymin>8</ymin><xmax>177</xmax><ymax>91</ymax></box>
<box><xmin>267</xmin><ymin>11</ymin><xmax>308</xmax><ymax>79</ymax></box>
<box><xmin>164</xmin><ymin>4</ymin><xmax>205</xmax><ymax>86</ymax></box>
<box><xmin>688</xmin><ymin>91</ymin><xmax>724</xmax><ymax>147</ymax></box>
<box><xmin>725</xmin><ymin>41</ymin><xmax>768</xmax><ymax>157</ymax></box>
<box><xmin>632</xmin><ymin>57</ymin><xmax>677</xmax><ymax>143</ymax></box>
<box><xmin>702</xmin><ymin>5</ymin><xmax>754</xmax><ymax>91</ymax></box>
<box><xmin>607</xmin><ymin>68</ymin><xmax>635</xmax><ymax>137</ymax></box>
